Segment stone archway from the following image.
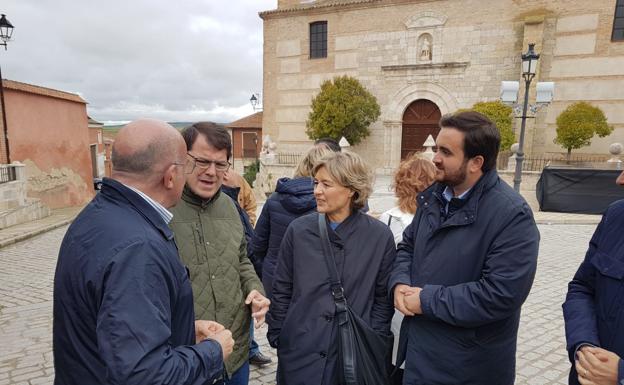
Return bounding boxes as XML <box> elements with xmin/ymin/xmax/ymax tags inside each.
<box><xmin>401</xmin><ymin>99</ymin><xmax>441</xmax><ymax>159</ymax></box>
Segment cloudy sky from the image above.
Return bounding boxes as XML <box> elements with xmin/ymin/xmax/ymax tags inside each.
<box><xmin>1</xmin><ymin>0</ymin><xmax>276</xmax><ymax>124</ymax></box>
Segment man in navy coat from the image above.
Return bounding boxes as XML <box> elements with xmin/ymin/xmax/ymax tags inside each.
<box><xmin>563</xmin><ymin>169</ymin><xmax>624</xmax><ymax>385</ymax></box>
<box><xmin>389</xmin><ymin>111</ymin><xmax>540</xmax><ymax>384</ymax></box>
<box><xmin>53</xmin><ymin>119</ymin><xmax>234</xmax><ymax>385</ymax></box>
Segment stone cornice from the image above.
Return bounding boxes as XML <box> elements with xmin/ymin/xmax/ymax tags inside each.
<box><xmin>260</xmin><ymin>0</ymin><xmax>380</xmax><ymax>19</ymax></box>
<box><xmin>260</xmin><ymin>0</ymin><xmax>447</xmax><ymax>19</ymax></box>
<box><xmin>381</xmin><ymin>62</ymin><xmax>470</xmax><ymax>71</ymax></box>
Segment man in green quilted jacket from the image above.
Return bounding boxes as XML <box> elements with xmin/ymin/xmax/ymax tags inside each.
<box><xmin>170</xmin><ymin>122</ymin><xmax>270</xmax><ymax>385</ymax></box>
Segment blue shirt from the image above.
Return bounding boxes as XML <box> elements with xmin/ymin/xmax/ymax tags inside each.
<box><xmin>441</xmin><ymin>186</ymin><xmax>472</xmax><ymax>215</ymax></box>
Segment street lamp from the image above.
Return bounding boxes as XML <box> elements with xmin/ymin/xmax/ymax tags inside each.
<box><xmin>249</xmin><ymin>93</ymin><xmax>262</xmax><ymax>111</ymax></box>
<box><xmin>0</xmin><ymin>15</ymin><xmax>14</xmax><ymax>49</ymax></box>
<box><xmin>500</xmin><ymin>43</ymin><xmax>554</xmax><ymax>192</ymax></box>
<box><xmin>0</xmin><ymin>14</ymin><xmax>14</xmax><ymax>164</ymax></box>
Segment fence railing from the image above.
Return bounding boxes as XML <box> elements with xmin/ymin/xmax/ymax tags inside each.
<box><xmin>270</xmin><ymin>150</ymin><xmax>613</xmax><ymax>172</ymax></box>
<box><xmin>277</xmin><ymin>152</ymin><xmax>303</xmax><ymax>165</ymax></box>
<box><xmin>496</xmin><ymin>151</ymin><xmax>611</xmax><ymax>172</ymax></box>
<box><xmin>0</xmin><ymin>165</ymin><xmax>17</xmax><ymax>184</ymax></box>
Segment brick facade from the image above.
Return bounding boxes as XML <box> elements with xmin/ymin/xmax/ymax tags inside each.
<box><xmin>260</xmin><ymin>0</ymin><xmax>624</xmax><ymax>173</ymax></box>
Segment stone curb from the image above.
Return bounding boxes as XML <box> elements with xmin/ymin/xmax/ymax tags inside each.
<box><xmin>534</xmin><ymin>218</ymin><xmax>601</xmax><ymax>225</ymax></box>
<box><xmin>0</xmin><ymin>218</ymin><xmax>75</xmax><ymax>249</ymax></box>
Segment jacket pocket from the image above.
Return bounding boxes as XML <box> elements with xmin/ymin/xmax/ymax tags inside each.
<box><xmin>590</xmin><ymin>251</ymin><xmax>624</xmax><ymax>320</ymax></box>
<box><xmin>173</xmin><ymin>222</ymin><xmax>204</xmax><ymax>266</ymax></box>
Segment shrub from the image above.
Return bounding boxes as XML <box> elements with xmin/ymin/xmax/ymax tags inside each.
<box><xmin>554</xmin><ymin>102</ymin><xmax>613</xmax><ymax>158</ymax></box>
<box><xmin>306</xmin><ymin>76</ymin><xmax>380</xmax><ymax>145</ymax></box>
<box><xmin>460</xmin><ymin>101</ymin><xmax>516</xmax><ymax>151</ymax></box>
<box><xmin>243</xmin><ymin>160</ymin><xmax>260</xmax><ymax>187</ymax></box>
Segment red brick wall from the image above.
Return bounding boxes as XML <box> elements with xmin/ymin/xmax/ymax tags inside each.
<box><xmin>5</xmin><ymin>89</ymin><xmax>94</xmax><ymax>208</ymax></box>
<box><xmin>232</xmin><ymin>128</ymin><xmax>262</xmax><ymax>159</ymax></box>
<box><xmin>88</xmin><ymin>126</ymin><xmax>104</xmax><ymax>152</ymax></box>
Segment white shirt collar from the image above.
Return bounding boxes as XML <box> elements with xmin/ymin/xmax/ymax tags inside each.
<box><xmin>125</xmin><ymin>184</ymin><xmax>173</xmax><ymax>224</ymax></box>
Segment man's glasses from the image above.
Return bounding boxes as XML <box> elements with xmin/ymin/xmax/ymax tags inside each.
<box><xmin>186</xmin><ymin>152</ymin><xmax>230</xmax><ymax>173</ymax></box>
<box><xmin>171</xmin><ymin>160</ymin><xmax>188</xmax><ymax>168</ymax></box>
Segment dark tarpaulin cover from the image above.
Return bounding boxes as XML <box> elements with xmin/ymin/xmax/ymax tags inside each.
<box><xmin>536</xmin><ymin>167</ymin><xmax>624</xmax><ymax>214</ymax></box>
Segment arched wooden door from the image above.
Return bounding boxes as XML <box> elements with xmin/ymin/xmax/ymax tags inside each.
<box><xmin>401</xmin><ymin>99</ymin><xmax>441</xmax><ymax>159</ymax></box>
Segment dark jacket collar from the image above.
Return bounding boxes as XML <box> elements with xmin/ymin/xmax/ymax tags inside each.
<box><xmin>181</xmin><ymin>184</ymin><xmax>222</xmax><ymax>209</ymax></box>
<box><xmin>221</xmin><ymin>185</ymin><xmax>240</xmax><ymax>201</ymax></box>
<box><xmin>100</xmin><ymin>177</ymin><xmax>174</xmax><ymax>240</ymax></box>
<box><xmin>323</xmin><ymin>208</ymin><xmax>364</xmax><ymax>243</ymax></box>
<box><xmin>418</xmin><ymin>170</ymin><xmax>500</xmax><ymax>226</ymax></box>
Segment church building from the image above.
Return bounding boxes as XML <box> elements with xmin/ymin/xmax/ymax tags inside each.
<box><xmin>260</xmin><ymin>0</ymin><xmax>624</xmax><ymax>173</ymax></box>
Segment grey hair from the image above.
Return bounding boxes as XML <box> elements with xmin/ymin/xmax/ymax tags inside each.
<box><xmin>312</xmin><ymin>152</ymin><xmax>373</xmax><ymax>210</ymax></box>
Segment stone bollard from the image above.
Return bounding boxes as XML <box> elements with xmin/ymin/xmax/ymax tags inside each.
<box><xmin>607</xmin><ymin>142</ymin><xmax>622</xmax><ymax>169</ymax></box>
<box><xmin>507</xmin><ymin>143</ymin><xmax>519</xmax><ymax>172</ymax></box>
<box><xmin>422</xmin><ymin>135</ymin><xmax>436</xmax><ymax>161</ymax></box>
<box><xmin>339</xmin><ymin>136</ymin><xmax>350</xmax><ymax>150</ymax></box>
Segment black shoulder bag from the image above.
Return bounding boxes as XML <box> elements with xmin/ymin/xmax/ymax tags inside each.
<box><xmin>318</xmin><ymin>213</ymin><xmax>393</xmax><ymax>385</ymax></box>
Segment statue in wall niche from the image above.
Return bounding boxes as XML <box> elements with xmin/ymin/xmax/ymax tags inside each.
<box><xmin>420</xmin><ymin>36</ymin><xmax>432</xmax><ymax>61</ymax></box>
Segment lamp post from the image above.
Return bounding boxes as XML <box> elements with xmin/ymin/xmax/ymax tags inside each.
<box><xmin>500</xmin><ymin>43</ymin><xmax>554</xmax><ymax>192</ymax></box>
<box><xmin>249</xmin><ymin>93</ymin><xmax>262</xmax><ymax>111</ymax></box>
<box><xmin>514</xmin><ymin>43</ymin><xmax>539</xmax><ymax>192</ymax></box>
<box><xmin>0</xmin><ymin>14</ymin><xmax>14</xmax><ymax>164</ymax></box>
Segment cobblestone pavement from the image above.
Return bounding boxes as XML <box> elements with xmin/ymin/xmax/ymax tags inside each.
<box><xmin>0</xmin><ymin>223</ymin><xmax>595</xmax><ymax>385</ymax></box>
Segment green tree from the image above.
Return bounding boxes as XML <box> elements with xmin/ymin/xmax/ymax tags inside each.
<box><xmin>306</xmin><ymin>76</ymin><xmax>381</xmax><ymax>145</ymax></box>
<box><xmin>460</xmin><ymin>101</ymin><xmax>516</xmax><ymax>151</ymax></box>
<box><xmin>554</xmin><ymin>102</ymin><xmax>613</xmax><ymax>158</ymax></box>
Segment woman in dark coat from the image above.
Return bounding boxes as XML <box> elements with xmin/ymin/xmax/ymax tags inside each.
<box><xmin>252</xmin><ymin>145</ymin><xmax>333</xmax><ymax>298</ymax></box>
<box><xmin>266</xmin><ymin>151</ymin><xmax>396</xmax><ymax>385</ymax></box>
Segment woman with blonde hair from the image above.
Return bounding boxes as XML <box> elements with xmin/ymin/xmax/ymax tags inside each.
<box><xmin>267</xmin><ymin>151</ymin><xmax>396</xmax><ymax>385</ymax></box>
<box><xmin>378</xmin><ymin>153</ymin><xmax>436</xmax><ymax>384</ymax></box>
<box><xmin>251</xmin><ymin>145</ymin><xmax>333</xmax><ymax>300</ymax></box>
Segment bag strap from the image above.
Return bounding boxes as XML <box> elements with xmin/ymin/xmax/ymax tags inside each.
<box><xmin>319</xmin><ymin>214</ymin><xmax>360</xmax><ymax>385</ymax></box>
<box><xmin>317</xmin><ymin>213</ymin><xmax>347</xmax><ymax>307</ymax></box>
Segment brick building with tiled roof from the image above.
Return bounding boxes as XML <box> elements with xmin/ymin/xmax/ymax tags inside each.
<box><xmin>0</xmin><ymin>79</ymin><xmax>94</xmax><ymax>208</ymax></box>
<box><xmin>226</xmin><ymin>111</ymin><xmax>263</xmax><ymax>173</ymax></box>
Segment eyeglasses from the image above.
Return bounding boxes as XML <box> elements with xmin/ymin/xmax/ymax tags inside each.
<box><xmin>186</xmin><ymin>152</ymin><xmax>230</xmax><ymax>173</ymax></box>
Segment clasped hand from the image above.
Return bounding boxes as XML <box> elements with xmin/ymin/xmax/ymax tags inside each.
<box><xmin>194</xmin><ymin>320</ymin><xmax>234</xmax><ymax>360</ymax></box>
<box><xmin>393</xmin><ymin>284</ymin><xmax>423</xmax><ymax>316</ymax></box>
<box><xmin>576</xmin><ymin>346</ymin><xmax>620</xmax><ymax>385</ymax></box>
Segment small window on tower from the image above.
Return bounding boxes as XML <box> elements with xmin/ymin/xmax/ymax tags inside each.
<box><xmin>613</xmin><ymin>0</ymin><xmax>624</xmax><ymax>41</ymax></box>
<box><xmin>310</xmin><ymin>21</ymin><xmax>328</xmax><ymax>59</ymax></box>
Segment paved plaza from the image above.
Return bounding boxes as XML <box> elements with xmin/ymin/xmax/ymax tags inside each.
<box><xmin>0</xmin><ymin>221</ymin><xmax>595</xmax><ymax>385</ymax></box>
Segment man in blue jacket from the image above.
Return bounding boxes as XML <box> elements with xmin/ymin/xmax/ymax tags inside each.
<box><xmin>53</xmin><ymin>119</ymin><xmax>234</xmax><ymax>385</ymax></box>
<box><xmin>563</xmin><ymin>169</ymin><xmax>624</xmax><ymax>385</ymax></box>
<box><xmin>389</xmin><ymin>111</ymin><xmax>540</xmax><ymax>384</ymax></box>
